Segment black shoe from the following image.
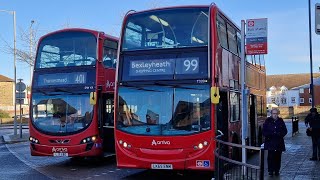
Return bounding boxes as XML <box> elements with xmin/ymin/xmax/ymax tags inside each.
<box><xmin>275</xmin><ymin>172</ymin><xmax>280</xmax><ymax>176</ymax></box>
<box><xmin>310</xmin><ymin>157</ymin><xmax>317</xmax><ymax>161</ymax></box>
<box><xmin>268</xmin><ymin>172</ymin><xmax>273</xmax><ymax>177</ymax></box>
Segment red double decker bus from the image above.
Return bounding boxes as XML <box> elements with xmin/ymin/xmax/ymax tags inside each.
<box><xmin>29</xmin><ymin>28</ymin><xmax>118</xmax><ymax>157</ymax></box>
<box><xmin>115</xmin><ymin>4</ymin><xmax>266</xmax><ymax>171</ymax></box>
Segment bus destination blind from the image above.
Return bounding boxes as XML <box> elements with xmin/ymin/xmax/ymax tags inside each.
<box><xmin>129</xmin><ymin>57</ymin><xmax>199</xmax><ymax>76</ymax></box>
<box><xmin>38</xmin><ymin>72</ymin><xmax>87</xmax><ymax>86</ymax></box>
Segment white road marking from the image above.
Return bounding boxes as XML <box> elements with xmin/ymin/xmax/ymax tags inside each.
<box><xmin>5</xmin><ymin>144</ymin><xmax>55</xmax><ymax>180</ymax></box>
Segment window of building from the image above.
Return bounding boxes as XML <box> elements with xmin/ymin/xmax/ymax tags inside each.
<box><xmin>291</xmin><ymin>97</ymin><xmax>296</xmax><ymax>103</ymax></box>
<box><xmin>271</xmin><ymin>97</ymin><xmax>276</xmax><ymax>103</ymax></box>
<box><xmin>300</xmin><ymin>98</ymin><xmax>304</xmax><ymax>104</ymax></box>
<box><xmin>299</xmin><ymin>88</ymin><xmax>304</xmax><ymax>93</ymax></box>
<box><xmin>281</xmin><ymin>97</ymin><xmax>286</xmax><ymax>104</ymax></box>
<box><xmin>309</xmin><ymin>98</ymin><xmax>312</xmax><ymax>103</ymax></box>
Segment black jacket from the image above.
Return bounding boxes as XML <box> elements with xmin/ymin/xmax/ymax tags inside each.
<box><xmin>305</xmin><ymin>113</ymin><xmax>320</xmax><ymax>137</ymax></box>
<box><xmin>262</xmin><ymin>117</ymin><xmax>287</xmax><ymax>151</ymax></box>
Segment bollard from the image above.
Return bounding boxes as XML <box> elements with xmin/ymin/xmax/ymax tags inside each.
<box><xmin>292</xmin><ymin>116</ymin><xmax>299</xmax><ymax>137</ymax></box>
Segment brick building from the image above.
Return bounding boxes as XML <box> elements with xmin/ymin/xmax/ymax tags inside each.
<box><xmin>0</xmin><ymin>74</ymin><xmax>14</xmax><ymax>106</ymax></box>
<box><xmin>292</xmin><ymin>78</ymin><xmax>320</xmax><ymax>106</ymax></box>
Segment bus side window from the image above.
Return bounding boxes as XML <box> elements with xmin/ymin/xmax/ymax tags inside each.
<box><xmin>216</xmin><ymin>15</ymin><xmax>228</xmax><ymax>49</ymax></box>
<box><xmin>103</xmin><ymin>40</ymin><xmax>118</xmax><ymax>68</ymax></box>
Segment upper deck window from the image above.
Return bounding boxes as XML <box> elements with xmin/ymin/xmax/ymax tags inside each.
<box><xmin>122</xmin><ymin>8</ymin><xmax>209</xmax><ymax>51</ymax></box>
<box><xmin>35</xmin><ymin>31</ymin><xmax>97</xmax><ymax>69</ymax></box>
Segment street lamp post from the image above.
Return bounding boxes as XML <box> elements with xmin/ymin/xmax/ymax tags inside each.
<box><xmin>309</xmin><ymin>0</ymin><xmax>315</xmax><ymax>108</ymax></box>
<box><xmin>0</xmin><ymin>10</ymin><xmax>17</xmax><ymax>135</ymax></box>
<box><xmin>29</xmin><ymin>20</ymin><xmax>34</xmax><ymax>106</ymax></box>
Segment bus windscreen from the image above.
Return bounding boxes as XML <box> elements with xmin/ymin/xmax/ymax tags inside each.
<box><xmin>31</xmin><ymin>90</ymin><xmax>93</xmax><ymax>135</ymax></box>
<box><xmin>35</xmin><ymin>31</ymin><xmax>97</xmax><ymax>68</ymax></box>
<box><xmin>122</xmin><ymin>7</ymin><xmax>209</xmax><ymax>51</ymax></box>
<box><xmin>117</xmin><ymin>85</ymin><xmax>210</xmax><ymax>136</ymax></box>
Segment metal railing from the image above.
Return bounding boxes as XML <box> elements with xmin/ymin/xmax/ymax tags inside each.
<box><xmin>292</xmin><ymin>116</ymin><xmax>299</xmax><ymax>137</ymax></box>
<box><xmin>215</xmin><ymin>139</ymin><xmax>264</xmax><ymax>180</ymax></box>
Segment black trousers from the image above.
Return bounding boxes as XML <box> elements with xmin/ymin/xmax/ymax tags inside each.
<box><xmin>311</xmin><ymin>135</ymin><xmax>320</xmax><ymax>158</ymax></box>
<box><xmin>267</xmin><ymin>150</ymin><xmax>282</xmax><ymax>173</ymax></box>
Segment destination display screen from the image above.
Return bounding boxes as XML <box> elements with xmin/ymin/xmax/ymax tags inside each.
<box><xmin>122</xmin><ymin>51</ymin><xmax>208</xmax><ymax>81</ymax></box>
<box><xmin>35</xmin><ymin>71</ymin><xmax>95</xmax><ymax>88</ymax></box>
<box><xmin>129</xmin><ymin>57</ymin><xmax>199</xmax><ymax>76</ymax></box>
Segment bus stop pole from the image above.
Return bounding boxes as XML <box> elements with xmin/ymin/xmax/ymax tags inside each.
<box><xmin>240</xmin><ymin>20</ymin><xmax>248</xmax><ymax>175</ymax></box>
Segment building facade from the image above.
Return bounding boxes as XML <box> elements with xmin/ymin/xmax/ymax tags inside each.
<box><xmin>292</xmin><ymin>80</ymin><xmax>320</xmax><ymax>106</ymax></box>
<box><xmin>0</xmin><ymin>75</ymin><xmax>14</xmax><ymax>106</ymax></box>
<box><xmin>266</xmin><ymin>86</ymin><xmax>299</xmax><ymax>108</ymax></box>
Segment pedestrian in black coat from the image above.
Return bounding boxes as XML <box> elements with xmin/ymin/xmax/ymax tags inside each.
<box><xmin>263</xmin><ymin>108</ymin><xmax>287</xmax><ymax>177</ymax></box>
<box><xmin>305</xmin><ymin>107</ymin><xmax>320</xmax><ymax>161</ymax></box>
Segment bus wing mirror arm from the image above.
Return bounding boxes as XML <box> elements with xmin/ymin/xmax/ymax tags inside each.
<box><xmin>211</xmin><ymin>87</ymin><xmax>220</xmax><ymax>104</ymax></box>
<box><xmin>90</xmin><ymin>92</ymin><xmax>97</xmax><ymax>105</ymax></box>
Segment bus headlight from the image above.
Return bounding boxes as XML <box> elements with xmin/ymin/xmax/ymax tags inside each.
<box><xmin>29</xmin><ymin>136</ymin><xmax>40</xmax><ymax>144</ymax></box>
<box><xmin>194</xmin><ymin>141</ymin><xmax>209</xmax><ymax>150</ymax></box>
<box><xmin>198</xmin><ymin>143</ymin><xmax>204</xmax><ymax>149</ymax></box>
<box><xmin>80</xmin><ymin>135</ymin><xmax>97</xmax><ymax>144</ymax></box>
<box><xmin>119</xmin><ymin>140</ymin><xmax>131</xmax><ymax>148</ymax></box>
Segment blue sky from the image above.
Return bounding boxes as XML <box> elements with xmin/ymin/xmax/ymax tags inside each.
<box><xmin>0</xmin><ymin>0</ymin><xmax>319</xmax><ymax>85</ymax></box>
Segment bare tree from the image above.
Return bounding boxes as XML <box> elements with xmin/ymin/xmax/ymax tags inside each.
<box><xmin>0</xmin><ymin>21</ymin><xmax>40</xmax><ymax>66</ymax></box>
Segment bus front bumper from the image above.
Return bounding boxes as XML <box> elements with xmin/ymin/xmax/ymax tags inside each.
<box><xmin>30</xmin><ymin>142</ymin><xmax>103</xmax><ymax>157</ymax></box>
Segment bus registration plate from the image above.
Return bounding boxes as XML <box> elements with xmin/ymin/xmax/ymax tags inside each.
<box><xmin>151</xmin><ymin>164</ymin><xmax>173</xmax><ymax>169</ymax></box>
<box><xmin>53</xmin><ymin>153</ymin><xmax>68</xmax><ymax>157</ymax></box>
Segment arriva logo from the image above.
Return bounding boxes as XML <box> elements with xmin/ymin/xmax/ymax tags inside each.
<box><xmin>106</xmin><ymin>80</ymin><xmax>115</xmax><ymax>89</ymax></box>
<box><xmin>151</xmin><ymin>140</ymin><xmax>171</xmax><ymax>146</ymax></box>
<box><xmin>52</xmin><ymin>147</ymin><xmax>68</xmax><ymax>153</ymax></box>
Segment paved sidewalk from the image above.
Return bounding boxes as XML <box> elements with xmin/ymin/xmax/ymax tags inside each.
<box><xmin>1</xmin><ymin>127</ymin><xmax>29</xmax><ymax>144</ymax></box>
<box><xmin>264</xmin><ymin>122</ymin><xmax>319</xmax><ymax>180</ymax></box>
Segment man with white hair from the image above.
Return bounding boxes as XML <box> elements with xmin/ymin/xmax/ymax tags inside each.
<box><xmin>263</xmin><ymin>108</ymin><xmax>287</xmax><ymax>177</ymax></box>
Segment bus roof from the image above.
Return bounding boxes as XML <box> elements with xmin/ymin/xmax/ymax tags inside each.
<box><xmin>127</xmin><ymin>5</ymin><xmax>210</xmax><ymax>16</ymax></box>
<box><xmin>124</xmin><ymin>4</ymin><xmax>240</xmax><ymax>32</ymax></box>
<box><xmin>38</xmin><ymin>28</ymin><xmax>118</xmax><ymax>42</ymax></box>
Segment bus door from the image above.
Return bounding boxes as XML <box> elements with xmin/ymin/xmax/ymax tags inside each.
<box><xmin>216</xmin><ymin>91</ymin><xmax>228</xmax><ymax>142</ymax></box>
<box><xmin>249</xmin><ymin>94</ymin><xmax>256</xmax><ymax>146</ymax></box>
<box><xmin>102</xmin><ymin>93</ymin><xmax>115</xmax><ymax>153</ymax></box>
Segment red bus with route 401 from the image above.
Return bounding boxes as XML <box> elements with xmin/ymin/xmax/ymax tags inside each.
<box><xmin>29</xmin><ymin>28</ymin><xmax>118</xmax><ymax>157</ymax></box>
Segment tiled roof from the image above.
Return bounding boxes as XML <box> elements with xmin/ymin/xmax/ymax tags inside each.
<box><xmin>0</xmin><ymin>74</ymin><xmax>13</xmax><ymax>82</ymax></box>
<box><xmin>266</xmin><ymin>73</ymin><xmax>320</xmax><ymax>89</ymax></box>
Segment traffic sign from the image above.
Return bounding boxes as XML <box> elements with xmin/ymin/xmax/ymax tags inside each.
<box><xmin>16</xmin><ymin>82</ymin><xmax>26</xmax><ymax>92</ymax></box>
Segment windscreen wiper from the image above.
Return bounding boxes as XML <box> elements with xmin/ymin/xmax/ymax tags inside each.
<box><xmin>154</xmin><ymin>81</ymin><xmax>202</xmax><ymax>90</ymax></box>
<box><xmin>122</xmin><ymin>84</ymin><xmax>162</xmax><ymax>92</ymax></box>
<box><xmin>54</xmin><ymin>88</ymin><xmax>88</xmax><ymax>95</ymax></box>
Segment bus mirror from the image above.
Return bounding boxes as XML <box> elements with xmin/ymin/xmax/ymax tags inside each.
<box><xmin>211</xmin><ymin>87</ymin><xmax>220</xmax><ymax>104</ymax></box>
<box><xmin>90</xmin><ymin>92</ymin><xmax>97</xmax><ymax>105</ymax></box>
